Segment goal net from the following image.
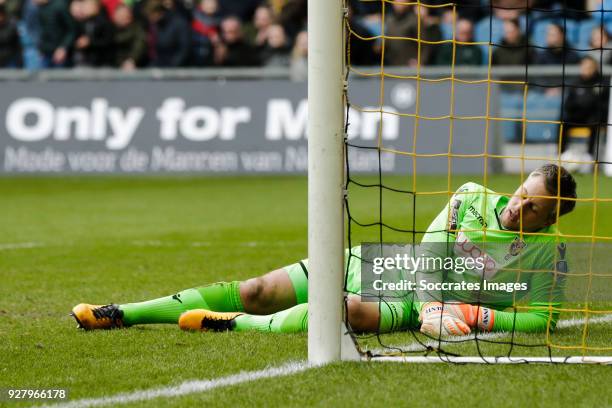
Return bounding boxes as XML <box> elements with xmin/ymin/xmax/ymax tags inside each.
<box><xmin>340</xmin><ymin>0</ymin><xmax>612</xmax><ymax>364</ymax></box>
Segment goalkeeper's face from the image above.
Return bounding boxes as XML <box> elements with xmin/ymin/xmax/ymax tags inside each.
<box><xmin>501</xmin><ymin>175</ymin><xmax>557</xmax><ymax>232</ymax></box>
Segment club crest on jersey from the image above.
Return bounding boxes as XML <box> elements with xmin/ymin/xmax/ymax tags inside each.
<box><xmin>504</xmin><ymin>237</ymin><xmax>526</xmax><ymax>261</ymax></box>
<box><xmin>448</xmin><ymin>199</ymin><xmax>462</xmax><ymax>233</ymax></box>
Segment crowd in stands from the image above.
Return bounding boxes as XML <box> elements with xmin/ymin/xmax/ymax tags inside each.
<box><xmin>0</xmin><ymin>0</ymin><xmax>310</xmax><ymax>72</ymax></box>
<box><xmin>353</xmin><ymin>0</ymin><xmax>612</xmax><ymax>67</ymax></box>
<box><xmin>0</xmin><ymin>0</ymin><xmax>611</xmax><ymax>71</ymax></box>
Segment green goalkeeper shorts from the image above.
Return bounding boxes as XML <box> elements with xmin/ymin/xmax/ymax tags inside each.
<box><xmin>285</xmin><ymin>246</ymin><xmax>363</xmax><ymax>304</ymax></box>
<box><xmin>284</xmin><ymin>245</ymin><xmax>418</xmax><ymax>330</ymax></box>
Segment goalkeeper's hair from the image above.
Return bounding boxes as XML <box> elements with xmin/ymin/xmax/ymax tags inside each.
<box><xmin>530</xmin><ymin>163</ymin><xmax>577</xmax><ymax>217</ymax></box>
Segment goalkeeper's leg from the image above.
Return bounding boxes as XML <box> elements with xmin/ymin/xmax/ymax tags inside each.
<box><xmin>240</xmin><ymin>296</ymin><xmax>417</xmax><ymax>333</ymax></box>
<box><xmin>215</xmin><ymin>246</ymin><xmax>418</xmax><ymax>333</ymax></box>
<box><xmin>71</xmin><ymin>264</ymin><xmax>305</xmax><ymax>329</ymax></box>
<box><xmin>180</xmin><ymin>295</ymin><xmax>418</xmax><ymax>333</ymax></box>
<box><xmin>121</xmin><ymin>268</ymin><xmax>299</xmax><ymax>325</ymax></box>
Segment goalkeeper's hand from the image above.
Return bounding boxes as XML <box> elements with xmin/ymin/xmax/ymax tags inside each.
<box><xmin>419</xmin><ymin>302</ymin><xmax>471</xmax><ymax>337</ymax></box>
<box><xmin>441</xmin><ymin>303</ymin><xmax>496</xmax><ymax>332</ymax></box>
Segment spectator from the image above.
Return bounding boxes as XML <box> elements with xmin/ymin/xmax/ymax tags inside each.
<box><xmin>439</xmin><ymin>0</ymin><xmax>484</xmax><ymax>23</ymax></box>
<box><xmin>347</xmin><ymin>6</ymin><xmax>378</xmax><ymax>66</ymax></box>
<box><xmin>534</xmin><ymin>0</ymin><xmax>587</xmax><ymax>20</ymax></box>
<box><xmin>0</xmin><ymin>4</ymin><xmax>22</xmax><ymax>67</ymax></box>
<box><xmin>258</xmin><ymin>23</ymin><xmax>290</xmax><ymax>66</ymax></box>
<box><xmin>113</xmin><ymin>3</ymin><xmax>146</xmax><ymax>69</ymax></box>
<box><xmin>17</xmin><ymin>0</ymin><xmax>43</xmax><ymax>69</ymax></box>
<box><xmin>277</xmin><ymin>0</ymin><xmax>305</xmax><ymax>39</ymax></box>
<box><xmin>349</xmin><ymin>0</ymin><xmax>381</xmax><ymax>18</ymax></box>
<box><xmin>213</xmin><ymin>16</ymin><xmax>259</xmax><ymax>66</ymax></box>
<box><xmin>435</xmin><ymin>18</ymin><xmax>482</xmax><ymax>65</ymax></box>
<box><xmin>217</xmin><ymin>0</ymin><xmax>262</xmax><ymax>22</ymax></box>
<box><xmin>533</xmin><ymin>24</ymin><xmax>580</xmax><ymax>65</ymax></box>
<box><xmin>100</xmin><ymin>0</ymin><xmax>121</xmax><ymax>20</ymax></box>
<box><xmin>349</xmin><ymin>0</ymin><xmax>381</xmax><ymax>40</ymax></box>
<box><xmin>588</xmin><ymin>25</ymin><xmax>612</xmax><ymax>65</ymax></box>
<box><xmin>386</xmin><ymin>3</ymin><xmax>441</xmax><ymax>67</ymax></box>
<box><xmin>454</xmin><ymin>0</ymin><xmax>485</xmax><ymax>22</ymax></box>
<box><xmin>35</xmin><ymin>0</ymin><xmax>76</xmax><ymax>67</ymax></box>
<box><xmin>492</xmin><ymin>0</ymin><xmax>530</xmax><ymax>21</ymax></box>
<box><xmin>146</xmin><ymin>0</ymin><xmax>191</xmax><ymax>67</ymax></box>
<box><xmin>492</xmin><ymin>19</ymin><xmax>532</xmax><ymax>65</ymax></box>
<box><xmin>72</xmin><ymin>0</ymin><xmax>114</xmax><ymax>67</ymax></box>
<box><xmin>561</xmin><ymin>56</ymin><xmax>609</xmax><ymax>155</ymax></box>
<box><xmin>244</xmin><ymin>4</ymin><xmax>274</xmax><ymax>48</ymax></box>
<box><xmin>0</xmin><ymin>0</ymin><xmax>22</xmax><ymax>19</ymax></box>
<box><xmin>290</xmin><ymin>29</ymin><xmax>307</xmax><ymax>81</ymax></box>
<box><xmin>191</xmin><ymin>0</ymin><xmax>221</xmax><ymax>65</ymax></box>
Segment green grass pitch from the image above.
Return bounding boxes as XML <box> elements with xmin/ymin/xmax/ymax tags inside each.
<box><xmin>0</xmin><ymin>175</ymin><xmax>611</xmax><ymax>407</ymax></box>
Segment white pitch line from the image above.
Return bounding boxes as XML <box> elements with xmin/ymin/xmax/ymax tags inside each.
<box><xmin>41</xmin><ymin>361</ymin><xmax>312</xmax><ymax>408</ymax></box>
<box><xmin>370</xmin><ymin>314</ymin><xmax>612</xmax><ymax>354</ymax></box>
<box><xmin>556</xmin><ymin>314</ymin><xmax>612</xmax><ymax>329</ymax></box>
<box><xmin>129</xmin><ymin>240</ymin><xmax>298</xmax><ymax>248</ymax></box>
<box><xmin>0</xmin><ymin>242</ymin><xmax>43</xmax><ymax>251</ymax></box>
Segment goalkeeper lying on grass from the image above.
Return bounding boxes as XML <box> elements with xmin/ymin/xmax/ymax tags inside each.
<box><xmin>71</xmin><ymin>163</ymin><xmax>577</xmax><ymax>337</ymax></box>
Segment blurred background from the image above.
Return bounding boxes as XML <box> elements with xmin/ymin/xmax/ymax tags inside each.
<box><xmin>0</xmin><ymin>0</ymin><xmax>611</xmax><ymax>175</ymax></box>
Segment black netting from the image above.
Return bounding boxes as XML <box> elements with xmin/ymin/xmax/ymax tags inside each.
<box><xmin>343</xmin><ymin>1</ymin><xmax>612</xmax><ymax>362</ymax></box>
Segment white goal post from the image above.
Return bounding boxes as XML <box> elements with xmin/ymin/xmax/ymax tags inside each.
<box><xmin>307</xmin><ymin>0</ymin><xmax>346</xmax><ymax>364</ymax></box>
<box><xmin>605</xmin><ymin>75</ymin><xmax>612</xmax><ymax>176</ymax></box>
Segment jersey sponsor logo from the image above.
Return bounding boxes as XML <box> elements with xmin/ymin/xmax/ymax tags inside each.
<box><xmin>504</xmin><ymin>236</ymin><xmax>527</xmax><ymax>261</ymax></box>
<box><xmin>467</xmin><ymin>205</ymin><xmax>487</xmax><ymax>228</ymax></box>
<box><xmin>454</xmin><ymin>231</ymin><xmax>498</xmax><ymax>279</ymax></box>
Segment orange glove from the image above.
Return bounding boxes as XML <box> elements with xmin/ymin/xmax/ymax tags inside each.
<box><xmin>445</xmin><ymin>302</ymin><xmax>495</xmax><ymax>332</ymax></box>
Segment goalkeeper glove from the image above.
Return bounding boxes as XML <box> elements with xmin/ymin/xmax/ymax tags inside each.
<box><xmin>443</xmin><ymin>303</ymin><xmax>495</xmax><ymax>332</ymax></box>
<box><xmin>419</xmin><ymin>302</ymin><xmax>471</xmax><ymax>337</ymax></box>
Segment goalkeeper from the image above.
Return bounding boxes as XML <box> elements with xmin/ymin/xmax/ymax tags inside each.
<box><xmin>71</xmin><ymin>164</ymin><xmax>576</xmax><ymax>337</ymax></box>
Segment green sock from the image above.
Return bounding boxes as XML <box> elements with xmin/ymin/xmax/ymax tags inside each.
<box><xmin>233</xmin><ymin>301</ymin><xmax>410</xmax><ymax>334</ymax></box>
<box><xmin>378</xmin><ymin>302</ymin><xmax>405</xmax><ymax>333</ymax></box>
<box><xmin>234</xmin><ymin>303</ymin><xmax>309</xmax><ymax>333</ymax></box>
<box><xmin>120</xmin><ymin>281</ymin><xmax>244</xmax><ymax>325</ymax></box>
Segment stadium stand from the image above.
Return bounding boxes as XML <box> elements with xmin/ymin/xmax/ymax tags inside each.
<box><xmin>0</xmin><ymin>0</ymin><xmax>608</xmax><ymax>158</ymax></box>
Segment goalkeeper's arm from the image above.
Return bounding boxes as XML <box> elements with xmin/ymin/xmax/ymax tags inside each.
<box><xmin>470</xmin><ymin>249</ymin><xmax>567</xmax><ymax>333</ymax></box>
<box><xmin>417</xmin><ymin>301</ymin><xmax>559</xmax><ymax>336</ymax></box>
<box><xmin>438</xmin><ymin>301</ymin><xmax>561</xmax><ymax>333</ymax></box>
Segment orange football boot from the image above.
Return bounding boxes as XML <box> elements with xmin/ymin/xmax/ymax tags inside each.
<box><xmin>71</xmin><ymin>303</ymin><xmax>125</xmax><ymax>330</ymax></box>
<box><xmin>179</xmin><ymin>309</ymin><xmax>242</xmax><ymax>332</ymax></box>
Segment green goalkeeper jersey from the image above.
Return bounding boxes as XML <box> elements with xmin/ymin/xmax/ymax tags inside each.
<box><xmin>418</xmin><ymin>182</ymin><xmax>567</xmax><ymax>332</ymax></box>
